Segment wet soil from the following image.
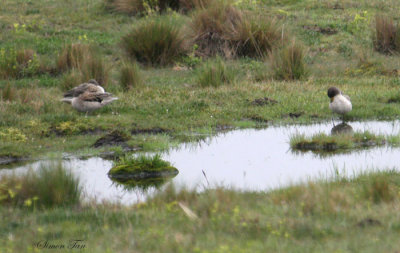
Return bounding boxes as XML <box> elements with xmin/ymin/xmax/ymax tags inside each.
<box><xmin>93</xmin><ymin>130</ymin><xmax>131</xmax><ymax>148</ymax></box>
<box><xmin>250</xmin><ymin>97</ymin><xmax>278</xmax><ymax>106</ymax></box>
<box><xmin>131</xmin><ymin>127</ymin><xmax>170</xmax><ymax>135</ymax></box>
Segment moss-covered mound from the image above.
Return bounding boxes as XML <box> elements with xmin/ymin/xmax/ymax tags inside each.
<box><xmin>108</xmin><ymin>154</ymin><xmax>178</xmax><ymax>180</ymax></box>
<box><xmin>290</xmin><ymin>130</ymin><xmax>400</xmax><ymax>154</ymax></box>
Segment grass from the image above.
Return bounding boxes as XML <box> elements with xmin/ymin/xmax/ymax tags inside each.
<box><xmin>0</xmin><ymin>162</ymin><xmax>81</xmax><ymax>209</ymax></box>
<box><xmin>57</xmin><ymin>43</ymin><xmax>110</xmax><ymax>87</ymax></box>
<box><xmin>109</xmin><ymin>153</ymin><xmax>177</xmax><ymax>176</ymax></box>
<box><xmin>2</xmin><ymin>0</ymin><xmax>400</xmax><ymax>250</ymax></box>
<box><xmin>290</xmin><ymin>130</ymin><xmax>400</xmax><ymax>154</ymax></box>
<box><xmin>119</xmin><ymin>60</ymin><xmax>143</xmax><ymax>90</ymax></box>
<box><xmin>121</xmin><ymin>15</ymin><xmax>186</xmax><ymax>66</ymax></box>
<box><xmin>189</xmin><ymin>1</ymin><xmax>283</xmax><ymax>58</ymax></box>
<box><xmin>270</xmin><ymin>40</ymin><xmax>308</xmax><ymax>80</ymax></box>
<box><xmin>0</xmin><ymin>48</ymin><xmax>41</xmax><ymax>79</ymax></box>
<box><xmin>373</xmin><ymin>15</ymin><xmax>400</xmax><ymax>54</ymax></box>
<box><xmin>2</xmin><ymin>170</ymin><xmax>400</xmax><ymax>252</ymax></box>
<box><xmin>195</xmin><ymin>57</ymin><xmax>236</xmax><ymax>87</ymax></box>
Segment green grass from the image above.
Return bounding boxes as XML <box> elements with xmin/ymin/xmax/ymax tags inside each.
<box><xmin>1</xmin><ymin>170</ymin><xmax>400</xmax><ymax>252</ymax></box>
<box><xmin>109</xmin><ymin>154</ymin><xmax>177</xmax><ymax>175</ymax></box>
<box><xmin>0</xmin><ymin>0</ymin><xmax>400</xmax><ymax>160</ymax></box>
<box><xmin>2</xmin><ymin>0</ymin><xmax>400</xmax><ymax>250</ymax></box>
<box><xmin>0</xmin><ymin>162</ymin><xmax>81</xmax><ymax>209</ymax></box>
<box><xmin>290</xmin><ymin>130</ymin><xmax>400</xmax><ymax>154</ymax></box>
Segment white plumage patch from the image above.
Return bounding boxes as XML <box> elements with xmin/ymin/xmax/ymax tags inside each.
<box><xmin>329</xmin><ymin>94</ymin><xmax>352</xmax><ymax>115</ymax></box>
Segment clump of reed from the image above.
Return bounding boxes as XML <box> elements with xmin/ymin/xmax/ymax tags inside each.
<box><xmin>270</xmin><ymin>40</ymin><xmax>308</xmax><ymax>80</ymax></box>
<box><xmin>189</xmin><ymin>1</ymin><xmax>283</xmax><ymax>58</ymax></box>
<box><xmin>0</xmin><ymin>48</ymin><xmax>41</xmax><ymax>79</ymax></box>
<box><xmin>104</xmin><ymin>0</ymin><xmax>213</xmax><ymax>15</ymax></box>
<box><xmin>119</xmin><ymin>61</ymin><xmax>143</xmax><ymax>91</ymax></box>
<box><xmin>121</xmin><ymin>16</ymin><xmax>186</xmax><ymax>66</ymax></box>
<box><xmin>57</xmin><ymin>43</ymin><xmax>110</xmax><ymax>88</ymax></box>
<box><xmin>373</xmin><ymin>15</ymin><xmax>400</xmax><ymax>55</ymax></box>
<box><xmin>0</xmin><ymin>162</ymin><xmax>82</xmax><ymax>209</ymax></box>
<box><xmin>195</xmin><ymin>57</ymin><xmax>235</xmax><ymax>87</ymax></box>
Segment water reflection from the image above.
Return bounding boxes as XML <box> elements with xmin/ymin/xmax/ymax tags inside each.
<box><xmin>0</xmin><ymin>120</ymin><xmax>399</xmax><ymax>204</ymax></box>
<box><xmin>110</xmin><ymin>175</ymin><xmax>178</xmax><ymax>193</ymax></box>
<box><xmin>331</xmin><ymin>123</ymin><xmax>354</xmax><ymax>135</ymax></box>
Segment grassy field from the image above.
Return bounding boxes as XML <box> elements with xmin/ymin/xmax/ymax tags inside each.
<box><xmin>1</xmin><ymin>0</ymin><xmax>400</xmax><ymax>251</ymax></box>
<box><xmin>2</xmin><ymin>169</ymin><xmax>400</xmax><ymax>252</ymax></box>
<box><xmin>1</xmin><ymin>0</ymin><xmax>400</xmax><ymax>159</ymax></box>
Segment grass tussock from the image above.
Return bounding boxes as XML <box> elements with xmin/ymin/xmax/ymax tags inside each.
<box><xmin>119</xmin><ymin>61</ymin><xmax>143</xmax><ymax>90</ymax></box>
<box><xmin>270</xmin><ymin>40</ymin><xmax>308</xmax><ymax>80</ymax></box>
<box><xmin>373</xmin><ymin>15</ymin><xmax>400</xmax><ymax>55</ymax></box>
<box><xmin>0</xmin><ymin>162</ymin><xmax>81</xmax><ymax>209</ymax></box>
<box><xmin>109</xmin><ymin>154</ymin><xmax>177</xmax><ymax>178</ymax></box>
<box><xmin>122</xmin><ymin>16</ymin><xmax>186</xmax><ymax>66</ymax></box>
<box><xmin>57</xmin><ymin>43</ymin><xmax>110</xmax><ymax>87</ymax></box>
<box><xmin>290</xmin><ymin>131</ymin><xmax>398</xmax><ymax>154</ymax></box>
<box><xmin>104</xmin><ymin>0</ymin><xmax>144</xmax><ymax>15</ymax></box>
<box><xmin>104</xmin><ymin>0</ymin><xmax>212</xmax><ymax>15</ymax></box>
<box><xmin>196</xmin><ymin>57</ymin><xmax>235</xmax><ymax>87</ymax></box>
<box><xmin>189</xmin><ymin>2</ymin><xmax>282</xmax><ymax>58</ymax></box>
<box><xmin>0</xmin><ymin>48</ymin><xmax>40</xmax><ymax>79</ymax></box>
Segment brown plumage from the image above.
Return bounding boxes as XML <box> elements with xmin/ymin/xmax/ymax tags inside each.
<box><xmin>70</xmin><ymin>91</ymin><xmax>118</xmax><ymax>112</ymax></box>
<box><xmin>63</xmin><ymin>79</ymin><xmax>105</xmax><ymax>99</ymax></box>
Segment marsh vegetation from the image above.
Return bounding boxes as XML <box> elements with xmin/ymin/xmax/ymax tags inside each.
<box><xmin>1</xmin><ymin>0</ymin><xmax>400</xmax><ymax>251</ymax></box>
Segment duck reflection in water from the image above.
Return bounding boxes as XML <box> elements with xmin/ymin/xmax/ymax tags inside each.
<box><xmin>331</xmin><ymin>122</ymin><xmax>354</xmax><ymax>136</ymax></box>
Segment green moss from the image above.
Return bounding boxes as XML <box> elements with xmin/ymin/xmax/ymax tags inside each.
<box><xmin>290</xmin><ymin>130</ymin><xmax>397</xmax><ymax>154</ymax></box>
<box><xmin>108</xmin><ymin>154</ymin><xmax>178</xmax><ymax>178</ymax></box>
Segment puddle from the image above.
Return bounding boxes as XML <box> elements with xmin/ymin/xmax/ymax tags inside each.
<box><xmin>1</xmin><ymin>120</ymin><xmax>400</xmax><ymax>205</ymax></box>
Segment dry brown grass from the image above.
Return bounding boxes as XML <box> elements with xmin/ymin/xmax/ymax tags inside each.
<box><xmin>0</xmin><ymin>48</ymin><xmax>40</xmax><ymax>79</ymax></box>
<box><xmin>105</xmin><ymin>0</ymin><xmax>213</xmax><ymax>14</ymax></box>
<box><xmin>108</xmin><ymin>0</ymin><xmax>144</xmax><ymax>15</ymax></box>
<box><xmin>57</xmin><ymin>43</ymin><xmax>110</xmax><ymax>87</ymax></box>
<box><xmin>57</xmin><ymin>43</ymin><xmax>92</xmax><ymax>72</ymax></box>
<box><xmin>270</xmin><ymin>40</ymin><xmax>308</xmax><ymax>80</ymax></box>
<box><xmin>373</xmin><ymin>15</ymin><xmax>400</xmax><ymax>54</ymax></box>
<box><xmin>121</xmin><ymin>16</ymin><xmax>186</xmax><ymax>66</ymax></box>
<box><xmin>189</xmin><ymin>2</ymin><xmax>283</xmax><ymax>58</ymax></box>
<box><xmin>119</xmin><ymin>61</ymin><xmax>143</xmax><ymax>90</ymax></box>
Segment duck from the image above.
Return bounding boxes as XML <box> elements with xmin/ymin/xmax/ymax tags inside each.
<box><xmin>62</xmin><ymin>91</ymin><xmax>118</xmax><ymax>113</ymax></box>
<box><xmin>63</xmin><ymin>79</ymin><xmax>105</xmax><ymax>99</ymax></box>
<box><xmin>327</xmin><ymin>86</ymin><xmax>352</xmax><ymax>122</ymax></box>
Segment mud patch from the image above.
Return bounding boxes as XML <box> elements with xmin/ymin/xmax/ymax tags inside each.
<box><xmin>250</xmin><ymin>97</ymin><xmax>278</xmax><ymax>106</ymax></box>
<box><xmin>93</xmin><ymin>130</ymin><xmax>131</xmax><ymax>148</ymax></box>
<box><xmin>303</xmin><ymin>25</ymin><xmax>338</xmax><ymax>35</ymax></box>
<box><xmin>131</xmin><ymin>127</ymin><xmax>170</xmax><ymax>135</ymax></box>
<box><xmin>248</xmin><ymin>115</ymin><xmax>269</xmax><ymax>123</ymax></box>
<box><xmin>356</xmin><ymin>218</ymin><xmax>382</xmax><ymax>228</ymax></box>
<box><xmin>387</xmin><ymin>94</ymin><xmax>400</xmax><ymax>103</ymax></box>
<box><xmin>288</xmin><ymin>112</ymin><xmax>303</xmax><ymax>118</ymax></box>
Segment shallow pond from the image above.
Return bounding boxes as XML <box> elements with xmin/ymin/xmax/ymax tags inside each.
<box><xmin>1</xmin><ymin>120</ymin><xmax>400</xmax><ymax>205</ymax></box>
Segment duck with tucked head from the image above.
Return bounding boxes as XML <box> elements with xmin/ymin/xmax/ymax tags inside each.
<box><xmin>327</xmin><ymin>86</ymin><xmax>352</xmax><ymax>123</ymax></box>
<box><xmin>61</xmin><ymin>79</ymin><xmax>118</xmax><ymax>114</ymax></box>
<box><xmin>62</xmin><ymin>79</ymin><xmax>105</xmax><ymax>99</ymax></box>
<box><xmin>66</xmin><ymin>91</ymin><xmax>118</xmax><ymax>113</ymax></box>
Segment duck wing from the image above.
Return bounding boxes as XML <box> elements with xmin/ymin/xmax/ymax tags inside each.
<box><xmin>81</xmin><ymin>92</ymin><xmax>116</xmax><ymax>103</ymax></box>
<box><xmin>63</xmin><ymin>83</ymin><xmax>104</xmax><ymax>98</ymax></box>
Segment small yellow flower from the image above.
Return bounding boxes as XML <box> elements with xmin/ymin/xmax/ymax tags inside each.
<box><xmin>8</xmin><ymin>189</ymin><xmax>15</xmax><ymax>198</ymax></box>
<box><xmin>24</xmin><ymin>198</ymin><xmax>32</xmax><ymax>207</ymax></box>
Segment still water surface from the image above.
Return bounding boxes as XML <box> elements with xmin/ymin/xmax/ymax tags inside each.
<box><xmin>2</xmin><ymin>120</ymin><xmax>400</xmax><ymax>205</ymax></box>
